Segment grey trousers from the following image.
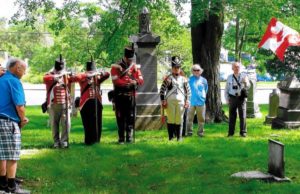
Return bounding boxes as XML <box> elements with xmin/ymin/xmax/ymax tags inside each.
<box><xmin>228</xmin><ymin>96</ymin><xmax>247</xmax><ymax>135</ymax></box>
<box><xmin>187</xmin><ymin>105</ymin><xmax>206</xmax><ymax>135</ymax></box>
<box><xmin>49</xmin><ymin>104</ymin><xmax>71</xmax><ymax>145</ymax></box>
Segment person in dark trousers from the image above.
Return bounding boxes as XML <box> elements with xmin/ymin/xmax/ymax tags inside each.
<box><xmin>71</xmin><ymin>60</ymin><xmax>110</xmax><ymax>145</ymax></box>
<box><xmin>111</xmin><ymin>46</ymin><xmax>144</xmax><ymax>144</ymax></box>
<box><xmin>0</xmin><ymin>58</ymin><xmax>30</xmax><ymax>193</ymax></box>
<box><xmin>224</xmin><ymin>62</ymin><xmax>250</xmax><ymax>137</ymax></box>
<box><xmin>160</xmin><ymin>56</ymin><xmax>191</xmax><ymax>141</ymax></box>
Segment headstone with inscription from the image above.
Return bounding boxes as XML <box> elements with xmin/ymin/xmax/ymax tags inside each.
<box><xmin>130</xmin><ymin>7</ymin><xmax>161</xmax><ymax>130</ymax></box>
<box><xmin>272</xmin><ymin>76</ymin><xmax>300</xmax><ymax>129</ymax></box>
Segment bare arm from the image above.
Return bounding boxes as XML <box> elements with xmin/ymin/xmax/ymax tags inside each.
<box><xmin>16</xmin><ymin>105</ymin><xmax>29</xmax><ymax>128</ymax></box>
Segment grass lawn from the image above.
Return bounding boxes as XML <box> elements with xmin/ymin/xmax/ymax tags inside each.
<box><xmin>19</xmin><ymin>105</ymin><xmax>300</xmax><ymax>194</ymax></box>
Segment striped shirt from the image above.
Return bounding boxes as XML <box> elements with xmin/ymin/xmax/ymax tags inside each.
<box><xmin>160</xmin><ymin>74</ymin><xmax>191</xmax><ymax>102</ymax></box>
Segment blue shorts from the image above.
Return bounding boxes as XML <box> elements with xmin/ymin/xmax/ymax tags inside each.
<box><xmin>0</xmin><ymin>119</ymin><xmax>21</xmax><ymax>160</ymax></box>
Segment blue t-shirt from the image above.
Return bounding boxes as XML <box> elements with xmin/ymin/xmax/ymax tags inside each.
<box><xmin>0</xmin><ymin>71</ymin><xmax>26</xmax><ymax>122</ymax></box>
<box><xmin>189</xmin><ymin>75</ymin><xmax>208</xmax><ymax>106</ymax></box>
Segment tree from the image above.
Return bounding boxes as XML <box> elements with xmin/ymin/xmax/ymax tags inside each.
<box><xmin>223</xmin><ymin>0</ymin><xmax>299</xmax><ymax>67</ymax></box>
<box><xmin>265</xmin><ymin>46</ymin><xmax>300</xmax><ymax>80</ymax></box>
<box><xmin>190</xmin><ymin>0</ymin><xmax>225</xmax><ymax>122</ymax></box>
<box><xmin>10</xmin><ymin>0</ymin><xmax>192</xmax><ymax>69</ymax></box>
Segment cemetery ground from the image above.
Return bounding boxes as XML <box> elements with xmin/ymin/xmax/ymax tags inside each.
<box><xmin>19</xmin><ymin>105</ymin><xmax>300</xmax><ymax>193</ymax></box>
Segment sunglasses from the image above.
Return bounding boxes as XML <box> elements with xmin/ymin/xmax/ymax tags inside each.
<box><xmin>193</xmin><ymin>69</ymin><xmax>200</xmax><ymax>72</ymax></box>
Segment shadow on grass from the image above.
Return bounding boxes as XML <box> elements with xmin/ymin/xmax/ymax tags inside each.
<box><xmin>18</xmin><ymin>104</ymin><xmax>300</xmax><ymax>193</ymax></box>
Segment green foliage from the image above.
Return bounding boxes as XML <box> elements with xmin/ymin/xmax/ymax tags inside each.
<box><xmin>22</xmin><ymin>71</ymin><xmax>43</xmax><ymax>84</ymax></box>
<box><xmin>6</xmin><ymin>0</ymin><xmax>192</xmax><ymax>80</ymax></box>
<box><xmin>222</xmin><ymin>0</ymin><xmax>299</xmax><ymax>73</ymax></box>
<box><xmin>265</xmin><ymin>46</ymin><xmax>300</xmax><ymax>80</ymax></box>
<box><xmin>19</xmin><ymin>105</ymin><xmax>300</xmax><ymax>193</ymax></box>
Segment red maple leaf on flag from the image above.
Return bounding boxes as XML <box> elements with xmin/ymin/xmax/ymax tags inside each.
<box><xmin>258</xmin><ymin>18</ymin><xmax>300</xmax><ymax>61</ymax></box>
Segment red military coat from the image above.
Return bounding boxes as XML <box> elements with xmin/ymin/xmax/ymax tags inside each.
<box><xmin>111</xmin><ymin>59</ymin><xmax>144</xmax><ymax>95</ymax></box>
<box><xmin>70</xmin><ymin>71</ymin><xmax>110</xmax><ymax>110</ymax></box>
<box><xmin>43</xmin><ymin>71</ymin><xmax>73</xmax><ymax>107</ymax></box>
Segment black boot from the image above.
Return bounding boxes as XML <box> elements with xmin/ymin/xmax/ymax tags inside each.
<box><xmin>0</xmin><ymin>176</ymin><xmax>7</xmax><ymax>192</ymax></box>
<box><xmin>175</xmin><ymin>125</ymin><xmax>182</xmax><ymax>141</ymax></box>
<box><xmin>167</xmin><ymin>124</ymin><xmax>174</xmax><ymax>140</ymax></box>
<box><xmin>7</xmin><ymin>178</ymin><xmax>30</xmax><ymax>194</ymax></box>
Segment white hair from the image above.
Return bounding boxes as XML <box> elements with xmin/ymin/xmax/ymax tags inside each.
<box><xmin>232</xmin><ymin>62</ymin><xmax>241</xmax><ymax>67</ymax></box>
<box><xmin>6</xmin><ymin>58</ymin><xmax>27</xmax><ymax>69</ymax></box>
<box><xmin>191</xmin><ymin>64</ymin><xmax>203</xmax><ymax>74</ymax></box>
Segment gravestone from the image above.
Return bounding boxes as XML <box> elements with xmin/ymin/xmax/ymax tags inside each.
<box><xmin>246</xmin><ymin>79</ymin><xmax>262</xmax><ymax>118</ymax></box>
<box><xmin>268</xmin><ymin>139</ymin><xmax>285</xmax><ymax>178</ymax></box>
<box><xmin>272</xmin><ymin>76</ymin><xmax>300</xmax><ymax>129</ymax></box>
<box><xmin>130</xmin><ymin>7</ymin><xmax>161</xmax><ymax>130</ymax></box>
<box><xmin>264</xmin><ymin>89</ymin><xmax>280</xmax><ymax>124</ymax></box>
<box><xmin>231</xmin><ymin>139</ymin><xmax>290</xmax><ymax>182</ymax></box>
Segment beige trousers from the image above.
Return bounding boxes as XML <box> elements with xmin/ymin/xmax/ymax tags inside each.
<box><xmin>49</xmin><ymin>104</ymin><xmax>71</xmax><ymax>145</ymax></box>
<box><xmin>187</xmin><ymin>105</ymin><xmax>206</xmax><ymax>135</ymax></box>
<box><xmin>166</xmin><ymin>99</ymin><xmax>185</xmax><ymax>125</ymax></box>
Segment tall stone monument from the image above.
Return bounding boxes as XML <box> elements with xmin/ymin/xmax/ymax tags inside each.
<box><xmin>130</xmin><ymin>7</ymin><xmax>161</xmax><ymax>130</ymax></box>
<box><xmin>264</xmin><ymin>89</ymin><xmax>280</xmax><ymax>124</ymax></box>
<box><xmin>272</xmin><ymin>76</ymin><xmax>300</xmax><ymax>129</ymax></box>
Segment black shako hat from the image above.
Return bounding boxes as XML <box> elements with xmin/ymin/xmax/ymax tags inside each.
<box><xmin>86</xmin><ymin>61</ymin><xmax>96</xmax><ymax>71</ymax></box>
<box><xmin>124</xmin><ymin>46</ymin><xmax>135</xmax><ymax>60</ymax></box>
<box><xmin>171</xmin><ymin>56</ymin><xmax>181</xmax><ymax>68</ymax></box>
<box><xmin>54</xmin><ymin>54</ymin><xmax>65</xmax><ymax>71</ymax></box>
<box><xmin>86</xmin><ymin>55</ymin><xmax>96</xmax><ymax>71</ymax></box>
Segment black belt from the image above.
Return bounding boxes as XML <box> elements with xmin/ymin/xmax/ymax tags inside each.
<box><xmin>0</xmin><ymin>115</ymin><xmax>11</xmax><ymax>121</ymax></box>
<box><xmin>229</xmin><ymin>94</ymin><xmax>239</xmax><ymax>98</ymax></box>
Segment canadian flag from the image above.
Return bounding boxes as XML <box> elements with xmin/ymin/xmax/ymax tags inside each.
<box><xmin>258</xmin><ymin>18</ymin><xmax>300</xmax><ymax>61</ymax></box>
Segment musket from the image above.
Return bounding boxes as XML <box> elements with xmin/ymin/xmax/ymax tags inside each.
<box><xmin>160</xmin><ymin>103</ymin><xmax>166</xmax><ymax>130</ymax></box>
<box><xmin>132</xmin><ymin>86</ymin><xmax>136</xmax><ymax>143</ymax></box>
<box><xmin>93</xmin><ymin>74</ymin><xmax>99</xmax><ymax>143</ymax></box>
<box><xmin>61</xmin><ymin>55</ymin><xmax>70</xmax><ymax>146</ymax></box>
<box><xmin>92</xmin><ymin>57</ymin><xmax>99</xmax><ymax>143</ymax></box>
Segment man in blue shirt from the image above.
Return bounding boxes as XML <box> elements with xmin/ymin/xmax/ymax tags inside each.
<box><xmin>187</xmin><ymin>64</ymin><xmax>208</xmax><ymax>137</ymax></box>
<box><xmin>0</xmin><ymin>58</ymin><xmax>30</xmax><ymax>193</ymax></box>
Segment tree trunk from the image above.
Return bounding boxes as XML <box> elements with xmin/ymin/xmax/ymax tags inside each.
<box><xmin>191</xmin><ymin>1</ymin><xmax>226</xmax><ymax>123</ymax></box>
<box><xmin>235</xmin><ymin>15</ymin><xmax>240</xmax><ymax>60</ymax></box>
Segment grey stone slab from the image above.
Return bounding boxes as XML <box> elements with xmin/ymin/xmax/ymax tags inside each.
<box><xmin>231</xmin><ymin>171</ymin><xmax>291</xmax><ymax>182</ymax></box>
<box><xmin>136</xmin><ymin>104</ymin><xmax>161</xmax><ymax>115</ymax></box>
<box><xmin>135</xmin><ymin>115</ymin><xmax>163</xmax><ymax>130</ymax></box>
<box><xmin>272</xmin><ymin>77</ymin><xmax>300</xmax><ymax>129</ymax></box>
<box><xmin>268</xmin><ymin>139</ymin><xmax>285</xmax><ymax>178</ymax></box>
<box><xmin>231</xmin><ymin>171</ymin><xmax>273</xmax><ymax>179</ymax></box>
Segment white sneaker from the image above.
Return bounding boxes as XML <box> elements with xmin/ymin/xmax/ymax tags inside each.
<box><xmin>61</xmin><ymin>142</ymin><xmax>68</xmax><ymax>148</ymax></box>
<box><xmin>53</xmin><ymin>142</ymin><xmax>60</xmax><ymax>148</ymax></box>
